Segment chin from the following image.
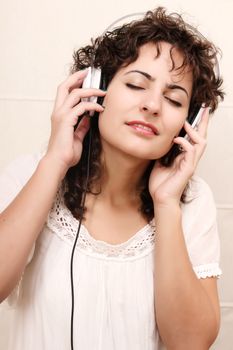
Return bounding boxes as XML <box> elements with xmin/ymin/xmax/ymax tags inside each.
<box><xmin>100</xmin><ymin>133</ymin><xmax>172</xmax><ymax>161</ymax></box>
<box><xmin>120</xmin><ymin>146</ymin><xmax>163</xmax><ymax>161</ymax></box>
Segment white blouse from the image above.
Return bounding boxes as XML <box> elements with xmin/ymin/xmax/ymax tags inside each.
<box><xmin>0</xmin><ymin>154</ymin><xmax>222</xmax><ymax>350</ymax></box>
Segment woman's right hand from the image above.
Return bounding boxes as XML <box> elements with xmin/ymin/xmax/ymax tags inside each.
<box><xmin>44</xmin><ymin>69</ymin><xmax>106</xmax><ymax>179</ymax></box>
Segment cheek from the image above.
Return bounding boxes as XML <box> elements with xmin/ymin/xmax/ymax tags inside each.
<box><xmin>102</xmin><ymin>83</ymin><xmax>122</xmax><ymax>109</ymax></box>
<box><xmin>98</xmin><ymin>112</ymin><xmax>109</xmax><ymax>137</ymax></box>
<box><xmin>164</xmin><ymin>112</ymin><xmax>187</xmax><ymax>137</ymax></box>
<box><xmin>98</xmin><ymin>110</ymin><xmax>118</xmax><ymax>142</ymax></box>
<box><xmin>98</xmin><ymin>95</ymin><xmax>116</xmax><ymax>135</ymax></box>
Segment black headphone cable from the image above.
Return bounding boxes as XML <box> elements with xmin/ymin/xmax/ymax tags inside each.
<box><xmin>70</xmin><ymin>122</ymin><xmax>92</xmax><ymax>350</ymax></box>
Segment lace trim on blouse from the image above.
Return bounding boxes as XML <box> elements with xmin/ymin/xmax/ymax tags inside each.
<box><xmin>46</xmin><ymin>191</ymin><xmax>156</xmax><ymax>260</ymax></box>
<box><xmin>193</xmin><ymin>263</ymin><xmax>222</xmax><ymax>279</ymax></box>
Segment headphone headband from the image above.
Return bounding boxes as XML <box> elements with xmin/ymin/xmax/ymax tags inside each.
<box><xmin>99</xmin><ymin>11</ymin><xmax>220</xmax><ymax>79</ymax></box>
<box><xmin>83</xmin><ymin>11</ymin><xmax>220</xmax><ymax>105</ymax></box>
<box><xmin>103</xmin><ymin>12</ymin><xmax>146</xmax><ymax>35</ymax></box>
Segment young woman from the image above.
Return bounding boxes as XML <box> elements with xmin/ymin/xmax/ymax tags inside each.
<box><xmin>0</xmin><ymin>7</ymin><xmax>224</xmax><ymax>350</ymax></box>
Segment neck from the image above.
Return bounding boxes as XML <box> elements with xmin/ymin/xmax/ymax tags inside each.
<box><xmin>95</xmin><ymin>145</ymin><xmax>151</xmax><ymax>207</ymax></box>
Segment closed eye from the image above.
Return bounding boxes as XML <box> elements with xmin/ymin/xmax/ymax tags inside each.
<box><xmin>126</xmin><ymin>83</ymin><xmax>145</xmax><ymax>90</ymax></box>
<box><xmin>165</xmin><ymin>96</ymin><xmax>182</xmax><ymax>107</ymax></box>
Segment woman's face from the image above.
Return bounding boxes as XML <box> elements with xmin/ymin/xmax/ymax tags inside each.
<box><xmin>98</xmin><ymin>41</ymin><xmax>193</xmax><ymax>160</ymax></box>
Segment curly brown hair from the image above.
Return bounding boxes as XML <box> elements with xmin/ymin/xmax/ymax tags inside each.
<box><xmin>63</xmin><ymin>7</ymin><xmax>224</xmax><ymax>222</ymax></box>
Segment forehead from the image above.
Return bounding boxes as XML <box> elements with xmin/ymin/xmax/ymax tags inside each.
<box><xmin>137</xmin><ymin>42</ymin><xmax>184</xmax><ymax>64</ymax></box>
<box><xmin>122</xmin><ymin>41</ymin><xmax>193</xmax><ymax>83</ymax></box>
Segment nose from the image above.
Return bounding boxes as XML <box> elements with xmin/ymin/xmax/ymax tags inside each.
<box><xmin>140</xmin><ymin>91</ymin><xmax>161</xmax><ymax>116</ymax></box>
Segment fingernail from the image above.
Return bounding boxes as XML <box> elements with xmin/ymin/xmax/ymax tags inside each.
<box><xmin>80</xmin><ymin>68</ymin><xmax>88</xmax><ymax>74</ymax></box>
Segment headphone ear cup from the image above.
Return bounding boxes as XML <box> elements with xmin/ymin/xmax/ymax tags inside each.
<box><xmin>82</xmin><ymin>67</ymin><xmax>92</xmax><ymax>89</ymax></box>
<box><xmin>91</xmin><ymin>67</ymin><xmax>102</xmax><ymax>90</ymax></box>
<box><xmin>81</xmin><ymin>67</ymin><xmax>102</xmax><ymax>103</ymax></box>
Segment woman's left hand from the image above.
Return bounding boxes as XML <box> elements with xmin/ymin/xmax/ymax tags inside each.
<box><xmin>149</xmin><ymin>108</ymin><xmax>210</xmax><ymax>206</ymax></box>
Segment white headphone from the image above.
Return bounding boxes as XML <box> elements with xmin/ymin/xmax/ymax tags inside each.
<box><xmin>81</xmin><ymin>66</ymin><xmax>102</xmax><ymax>103</ymax></box>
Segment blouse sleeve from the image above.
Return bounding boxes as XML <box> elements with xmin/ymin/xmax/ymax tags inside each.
<box><xmin>0</xmin><ymin>153</ymin><xmax>42</xmax><ymax>305</ymax></box>
<box><xmin>181</xmin><ymin>176</ymin><xmax>222</xmax><ymax>279</ymax></box>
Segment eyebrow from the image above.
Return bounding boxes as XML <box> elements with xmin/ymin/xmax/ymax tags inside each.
<box><xmin>124</xmin><ymin>70</ymin><xmax>189</xmax><ymax>98</ymax></box>
<box><xmin>167</xmin><ymin>84</ymin><xmax>189</xmax><ymax>98</ymax></box>
<box><xmin>125</xmin><ymin>70</ymin><xmax>155</xmax><ymax>81</ymax></box>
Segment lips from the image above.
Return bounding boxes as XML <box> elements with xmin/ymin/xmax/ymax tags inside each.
<box><xmin>126</xmin><ymin>120</ymin><xmax>159</xmax><ymax>135</ymax></box>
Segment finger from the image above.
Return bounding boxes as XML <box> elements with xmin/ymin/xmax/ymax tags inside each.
<box><xmin>196</xmin><ymin>107</ymin><xmax>210</xmax><ymax>138</ymax></box>
<box><xmin>62</xmin><ymin>70</ymin><xmax>89</xmax><ymax>91</ymax></box>
<box><xmin>71</xmin><ymin>101</ymin><xmax>104</xmax><ymax>124</ymax></box>
<box><xmin>74</xmin><ymin>115</ymin><xmax>90</xmax><ymax>142</ymax></box>
<box><xmin>54</xmin><ymin>70</ymin><xmax>88</xmax><ymax>110</ymax></box>
<box><xmin>172</xmin><ymin>151</ymin><xmax>186</xmax><ymax>169</ymax></box>
<box><xmin>174</xmin><ymin>136</ymin><xmax>194</xmax><ymax>153</ymax></box>
<box><xmin>174</xmin><ymin>133</ymin><xmax>206</xmax><ymax>165</ymax></box>
<box><xmin>185</xmin><ymin>107</ymin><xmax>210</xmax><ymax>139</ymax></box>
<box><xmin>63</xmin><ymin>88</ymin><xmax>106</xmax><ymax>109</ymax></box>
<box><xmin>184</xmin><ymin>121</ymin><xmax>206</xmax><ymax>145</ymax></box>
<box><xmin>173</xmin><ymin>137</ymin><xmax>195</xmax><ymax>163</ymax></box>
<box><xmin>169</xmin><ymin>144</ymin><xmax>196</xmax><ymax>180</ymax></box>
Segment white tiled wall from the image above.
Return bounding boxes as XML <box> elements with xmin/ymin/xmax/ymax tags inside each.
<box><xmin>197</xmin><ymin>106</ymin><xmax>233</xmax><ymax>348</ymax></box>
